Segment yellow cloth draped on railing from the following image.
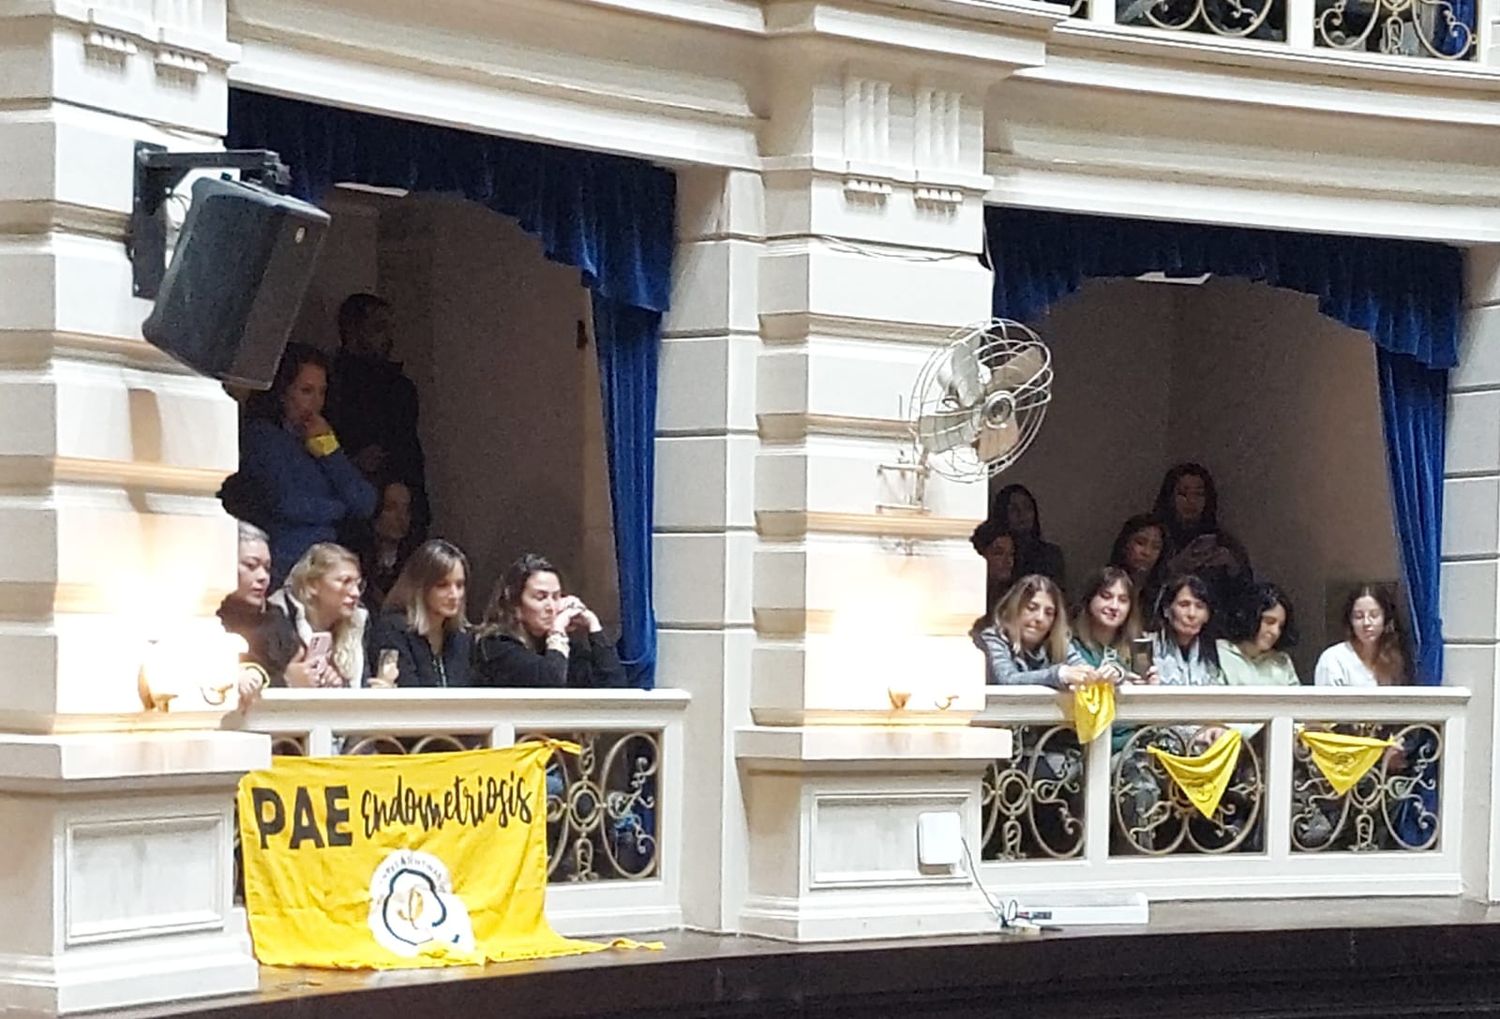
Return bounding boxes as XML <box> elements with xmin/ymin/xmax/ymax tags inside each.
<box><xmin>1298</xmin><ymin>729</ymin><xmax>1395</xmax><ymax>795</ymax></box>
<box><xmin>1071</xmin><ymin>681</ymin><xmax>1116</xmax><ymax>744</ymax></box>
<box><xmin>237</xmin><ymin>740</ymin><xmax>661</xmax><ymax>969</ymax></box>
<box><xmin>1148</xmin><ymin>729</ymin><xmax>1242</xmax><ymax>819</ymax></box>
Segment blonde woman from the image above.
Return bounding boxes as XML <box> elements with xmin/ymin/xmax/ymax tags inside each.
<box><xmin>974</xmin><ymin>574</ymin><xmax>1096</xmax><ymax>690</ymax></box>
<box><xmin>371</xmin><ymin>539</ymin><xmax>473</xmax><ymax>688</ymax></box>
<box><xmin>266</xmin><ymin>542</ymin><xmax>370</xmax><ymax>688</ymax></box>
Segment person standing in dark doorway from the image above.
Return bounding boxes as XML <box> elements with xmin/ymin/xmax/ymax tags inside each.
<box><xmin>326</xmin><ymin>293</ymin><xmax>429</xmax><ymax>539</ymax></box>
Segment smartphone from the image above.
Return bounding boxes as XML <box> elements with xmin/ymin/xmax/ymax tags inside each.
<box><xmin>1130</xmin><ymin>637</ymin><xmax>1154</xmax><ymax>677</ymax></box>
<box><xmin>305</xmin><ymin>633</ymin><xmax>333</xmax><ymax>678</ymax></box>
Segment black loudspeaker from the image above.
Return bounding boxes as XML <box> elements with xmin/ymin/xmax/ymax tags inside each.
<box><xmin>142</xmin><ymin>176</ymin><xmax>330</xmax><ymax>390</ymax></box>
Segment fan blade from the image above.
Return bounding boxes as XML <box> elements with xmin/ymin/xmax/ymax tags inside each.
<box><xmin>940</xmin><ymin>337</ymin><xmax>984</xmax><ymax>406</ymax></box>
<box><xmin>917</xmin><ymin>407</ymin><xmax>981</xmax><ymax>454</ymax></box>
<box><xmin>986</xmin><ymin>345</ymin><xmax>1045</xmax><ymax>392</ymax></box>
<box><xmin>975</xmin><ymin>419</ymin><xmax>1021</xmax><ymax>463</ymax></box>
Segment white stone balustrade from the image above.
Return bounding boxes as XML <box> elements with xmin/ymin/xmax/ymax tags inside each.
<box><xmin>232</xmin><ymin>689</ymin><xmax>689</xmax><ymax>937</ymax></box>
<box><xmin>975</xmin><ymin>685</ymin><xmax>1472</xmax><ymax>904</ymax></box>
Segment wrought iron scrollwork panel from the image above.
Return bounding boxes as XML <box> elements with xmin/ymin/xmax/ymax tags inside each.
<box><xmin>338</xmin><ymin>732</ymin><xmax>487</xmax><ymax>755</ymax></box>
<box><xmin>1117</xmin><ymin>0</ymin><xmax>1284</xmax><ymax>39</ymax></box>
<box><xmin>1315</xmin><ymin>0</ymin><xmax>1474</xmax><ymax>59</ymax></box>
<box><xmin>981</xmin><ymin>724</ymin><xmax>1087</xmax><ymax>861</ymax></box>
<box><xmin>1291</xmin><ymin>722</ymin><xmax>1441</xmax><ymax>853</ymax></box>
<box><xmin>1111</xmin><ymin>724</ymin><xmax>1264</xmax><ymax>856</ymax></box>
<box><xmin>518</xmin><ymin>730</ymin><xmax>661</xmax><ymax>883</ymax></box>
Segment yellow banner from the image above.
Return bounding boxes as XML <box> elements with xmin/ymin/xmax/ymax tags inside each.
<box><xmin>1072</xmin><ymin>681</ymin><xmax>1116</xmax><ymax>745</ymax></box>
<box><xmin>1299</xmin><ymin>729</ymin><xmax>1394</xmax><ymax>796</ymax></box>
<box><xmin>237</xmin><ymin>742</ymin><xmax>632</xmax><ymax>969</ymax></box>
<box><xmin>1148</xmin><ymin>729</ymin><xmax>1242</xmax><ymax>820</ymax></box>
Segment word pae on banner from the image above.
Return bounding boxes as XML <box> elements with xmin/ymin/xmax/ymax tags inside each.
<box><xmin>238</xmin><ymin>740</ymin><xmax>657</xmax><ymax>969</ymax></box>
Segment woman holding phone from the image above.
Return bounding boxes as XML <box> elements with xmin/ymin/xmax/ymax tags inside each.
<box><xmin>472</xmin><ymin>553</ymin><xmax>628</xmax><ymax>689</ymax></box>
<box><xmin>1152</xmin><ymin>464</ymin><xmax>1252</xmax><ymax>611</ymax></box>
<box><xmin>266</xmin><ymin>543</ymin><xmax>371</xmax><ymax>688</ymax></box>
<box><xmin>371</xmin><ymin>539</ymin><xmax>474</xmax><ymax>688</ymax></box>
<box><xmin>1069</xmin><ymin>567</ymin><xmax>1158</xmax><ymax>684</ymax></box>
<box><xmin>975</xmin><ymin>574</ymin><xmax>1096</xmax><ymax>689</ymax></box>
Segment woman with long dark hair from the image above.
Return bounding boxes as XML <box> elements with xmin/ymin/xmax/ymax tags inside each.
<box><xmin>472</xmin><ymin>553</ymin><xmax>627</xmax><ymax>689</ymax></box>
<box><xmin>1315</xmin><ymin>584</ymin><xmax>1408</xmax><ymax>686</ymax></box>
<box><xmin>975</xmin><ymin>574</ymin><xmax>1094</xmax><ymax>689</ymax></box>
<box><xmin>1108</xmin><ymin>513</ymin><xmax>1166</xmax><ymax>618</ymax></box>
<box><xmin>371</xmin><ymin>539</ymin><xmax>473</xmax><ymax>688</ymax></box>
<box><xmin>1217</xmin><ymin>582</ymin><xmax>1300</xmax><ymax>687</ymax></box>
<box><xmin>1152</xmin><ymin>463</ymin><xmax>1251</xmax><ymax>611</ymax></box>
<box><xmin>1148</xmin><ymin>574</ymin><xmax>1224</xmax><ymax>686</ymax></box>
<box><xmin>234</xmin><ymin>344</ymin><xmax>377</xmax><ymax>586</ymax></box>
<box><xmin>990</xmin><ymin>484</ymin><xmax>1066</xmax><ymax>587</ymax></box>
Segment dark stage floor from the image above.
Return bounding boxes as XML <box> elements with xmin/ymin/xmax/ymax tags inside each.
<box><xmin>93</xmin><ymin>898</ymin><xmax>1500</xmax><ymax>1019</ymax></box>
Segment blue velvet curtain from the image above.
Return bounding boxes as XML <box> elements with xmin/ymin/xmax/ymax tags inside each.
<box><xmin>229</xmin><ymin>89</ymin><xmax>673</xmax><ymax>687</ymax></box>
<box><xmin>988</xmin><ymin>207</ymin><xmax>1461</xmax><ymax>684</ymax></box>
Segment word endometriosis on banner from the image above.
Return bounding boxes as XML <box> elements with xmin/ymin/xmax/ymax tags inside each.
<box><xmin>238</xmin><ymin>742</ymin><xmax>648</xmax><ymax>969</ymax></box>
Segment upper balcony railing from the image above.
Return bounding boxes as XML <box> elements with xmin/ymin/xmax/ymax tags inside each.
<box><xmin>1066</xmin><ymin>0</ymin><xmax>1479</xmax><ymax>61</ymax></box>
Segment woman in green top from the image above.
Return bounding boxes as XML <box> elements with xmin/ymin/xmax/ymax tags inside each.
<box><xmin>1216</xmin><ymin>582</ymin><xmax>1301</xmax><ymax>686</ymax></box>
<box><xmin>1070</xmin><ymin>567</ymin><xmax>1156</xmax><ymax>684</ymax></box>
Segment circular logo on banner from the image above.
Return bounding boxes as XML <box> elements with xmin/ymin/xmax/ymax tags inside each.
<box><xmin>367</xmin><ymin>849</ymin><xmax>476</xmax><ymax>957</ymax></box>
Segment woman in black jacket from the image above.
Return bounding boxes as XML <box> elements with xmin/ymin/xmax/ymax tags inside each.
<box><xmin>370</xmin><ymin>539</ymin><xmax>473</xmax><ymax>688</ymax></box>
<box><xmin>473</xmin><ymin>553</ymin><xmax>627</xmax><ymax>689</ymax></box>
<box><xmin>217</xmin><ymin>520</ymin><xmax>300</xmax><ymax>701</ymax></box>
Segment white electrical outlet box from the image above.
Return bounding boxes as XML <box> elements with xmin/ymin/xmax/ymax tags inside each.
<box><xmin>916</xmin><ymin>811</ymin><xmax>963</xmax><ymax>867</ymax></box>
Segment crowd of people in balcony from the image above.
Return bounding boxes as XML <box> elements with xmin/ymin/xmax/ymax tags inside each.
<box><xmin>218</xmin><ymin>294</ymin><xmax>627</xmax><ymax>703</ymax></box>
<box><xmin>974</xmin><ymin>464</ymin><xmax>1410</xmax><ymax>691</ymax></box>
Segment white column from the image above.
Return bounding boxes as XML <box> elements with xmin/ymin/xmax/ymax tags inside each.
<box><xmin>732</xmin><ymin>42</ymin><xmax>1027</xmax><ymax>940</ymax></box>
<box><xmin>656</xmin><ymin>167</ymin><xmax>763</xmax><ymax>931</ymax></box>
<box><xmin>0</xmin><ymin>2</ymin><xmax>268</xmax><ymax>1011</ymax></box>
<box><xmin>1451</xmin><ymin>244</ymin><xmax>1500</xmax><ymax>901</ymax></box>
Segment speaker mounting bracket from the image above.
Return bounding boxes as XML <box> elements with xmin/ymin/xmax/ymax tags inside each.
<box><xmin>130</xmin><ymin>142</ymin><xmax>291</xmax><ymax>299</ymax></box>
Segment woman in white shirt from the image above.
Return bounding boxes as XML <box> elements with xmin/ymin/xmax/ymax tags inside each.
<box><xmin>1314</xmin><ymin>584</ymin><xmax>1408</xmax><ymax>687</ymax></box>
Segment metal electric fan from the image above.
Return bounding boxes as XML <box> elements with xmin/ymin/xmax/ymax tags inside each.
<box><xmin>909</xmin><ymin>319</ymin><xmax>1053</xmax><ymax>483</ymax></box>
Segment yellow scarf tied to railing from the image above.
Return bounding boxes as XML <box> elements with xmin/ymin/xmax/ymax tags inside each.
<box><xmin>1148</xmin><ymin>729</ymin><xmax>1242</xmax><ymax>820</ymax></box>
<box><xmin>1071</xmin><ymin>681</ymin><xmax>1116</xmax><ymax>744</ymax></box>
<box><xmin>1298</xmin><ymin>730</ymin><xmax>1395</xmax><ymax>795</ymax></box>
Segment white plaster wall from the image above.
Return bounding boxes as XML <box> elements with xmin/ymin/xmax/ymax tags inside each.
<box><xmin>1001</xmin><ymin>279</ymin><xmax>1177</xmax><ymax>581</ymax></box>
<box><xmin>1170</xmin><ymin>278</ymin><xmax>1398</xmax><ymax>677</ymax></box>
<box><xmin>407</xmin><ymin>197</ymin><xmax>615</xmax><ymax>619</ymax></box>
<box><xmin>286</xmin><ymin>188</ymin><xmax>386</xmax><ymax>353</ymax></box>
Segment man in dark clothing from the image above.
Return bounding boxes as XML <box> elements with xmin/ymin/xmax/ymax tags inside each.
<box><xmin>326</xmin><ymin>293</ymin><xmax>429</xmax><ymax>539</ymax></box>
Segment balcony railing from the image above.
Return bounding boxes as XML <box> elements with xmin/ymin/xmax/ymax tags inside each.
<box><xmin>1076</xmin><ymin>0</ymin><xmax>1478</xmax><ymax>60</ymax></box>
<box><xmin>975</xmin><ymin>685</ymin><xmax>1469</xmax><ymax>901</ymax></box>
<box><xmin>230</xmin><ymin>688</ymin><xmax>690</xmax><ymax>936</ymax></box>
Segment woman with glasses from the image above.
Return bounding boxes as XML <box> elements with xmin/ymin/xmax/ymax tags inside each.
<box><xmin>371</xmin><ymin>539</ymin><xmax>474</xmax><ymax>688</ymax></box>
<box><xmin>266</xmin><ymin>542</ymin><xmax>372</xmax><ymax>688</ymax></box>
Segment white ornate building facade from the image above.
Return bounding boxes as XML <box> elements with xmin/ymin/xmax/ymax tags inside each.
<box><xmin>2</xmin><ymin>0</ymin><xmax>1500</xmax><ymax>1011</ymax></box>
